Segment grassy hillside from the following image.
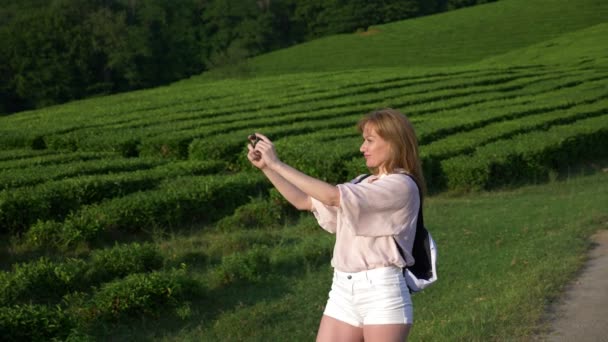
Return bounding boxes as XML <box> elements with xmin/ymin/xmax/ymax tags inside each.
<box><xmin>146</xmin><ymin>172</ymin><xmax>607</xmax><ymax>341</ymax></box>
<box><xmin>242</xmin><ymin>0</ymin><xmax>608</xmax><ymax>76</ymax></box>
<box><xmin>0</xmin><ymin>0</ymin><xmax>607</xmax><ymax>340</ymax></box>
<box><xmin>480</xmin><ymin>23</ymin><xmax>608</xmax><ymax>66</ymax></box>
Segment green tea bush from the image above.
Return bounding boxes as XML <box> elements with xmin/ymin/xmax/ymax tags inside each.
<box><xmin>441</xmin><ymin>114</ymin><xmax>608</xmax><ymax>190</ymax></box>
<box><xmin>422</xmin><ymin>97</ymin><xmax>607</xmax><ymax>161</ymax></box>
<box><xmin>0</xmin><ymin>174</ymin><xmax>159</xmax><ymax>235</ymax></box>
<box><xmin>0</xmin><ymin>156</ymin><xmax>165</xmax><ymax>190</ymax></box>
<box><xmin>26</xmin><ymin>173</ymin><xmax>267</xmax><ymax>249</ymax></box>
<box><xmin>0</xmin><ymin>258</ymin><xmax>86</xmax><ymax>306</ymax></box>
<box><xmin>1</xmin><ymin>160</ymin><xmax>226</xmax><ymax>235</ymax></box>
<box><xmin>188</xmin><ymin>109</ymin><xmax>360</xmax><ymax>164</ymax></box>
<box><xmin>276</xmin><ymin>137</ymin><xmax>361</xmax><ymax>183</ymax></box>
<box><xmin>0</xmin><ymin>243</ymin><xmax>165</xmax><ymax>306</ymax></box>
<box><xmin>26</xmin><ymin>220</ymin><xmax>86</xmax><ymax>250</ymax></box>
<box><xmin>216</xmin><ymin>197</ymin><xmax>284</xmax><ymax>230</ymax></box>
<box><xmin>85</xmin><ymin>242</ymin><xmax>164</xmax><ymax>284</ymax></box>
<box><xmin>91</xmin><ymin>268</ymin><xmax>199</xmax><ymax>320</ymax></box>
<box><xmin>0</xmin><ymin>149</ymin><xmax>58</xmax><ymax>163</ymax></box>
<box><xmin>0</xmin><ymin>152</ymin><xmax>112</xmax><ymax>171</ymax></box>
<box><xmin>140</xmin><ymin>132</ymin><xmax>196</xmax><ymax>159</ymax></box>
<box><xmin>116</xmin><ymin>137</ymin><xmax>141</xmax><ymax>158</ymax></box>
<box><xmin>0</xmin><ymin>304</ymin><xmax>77</xmax><ymax>342</ymax></box>
<box><xmin>343</xmin><ymin>156</ymin><xmax>369</xmax><ymax>180</ymax></box>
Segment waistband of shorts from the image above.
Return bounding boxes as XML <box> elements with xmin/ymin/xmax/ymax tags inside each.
<box><xmin>333</xmin><ymin>266</ymin><xmax>402</xmax><ymax>281</ymax></box>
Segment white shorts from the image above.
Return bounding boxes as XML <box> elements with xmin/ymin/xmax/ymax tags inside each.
<box><xmin>323</xmin><ymin>266</ymin><xmax>414</xmax><ymax>327</ymax></box>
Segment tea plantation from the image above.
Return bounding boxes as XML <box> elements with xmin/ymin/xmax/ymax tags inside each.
<box><xmin>0</xmin><ymin>0</ymin><xmax>606</xmax><ymax>340</ymax></box>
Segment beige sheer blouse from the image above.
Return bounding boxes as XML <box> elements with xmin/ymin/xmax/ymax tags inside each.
<box><xmin>310</xmin><ymin>172</ymin><xmax>420</xmax><ymax>273</ymax></box>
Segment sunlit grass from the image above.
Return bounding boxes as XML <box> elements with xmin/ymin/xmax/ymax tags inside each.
<box><xmin>93</xmin><ymin>170</ymin><xmax>608</xmax><ymax>341</ymax></box>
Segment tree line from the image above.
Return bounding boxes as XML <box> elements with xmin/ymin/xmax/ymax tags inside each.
<box><xmin>0</xmin><ymin>0</ymin><xmax>496</xmax><ymax>115</ymax></box>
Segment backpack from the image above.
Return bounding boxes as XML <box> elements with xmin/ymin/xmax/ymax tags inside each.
<box><xmin>355</xmin><ymin>174</ymin><xmax>438</xmax><ymax>292</ymax></box>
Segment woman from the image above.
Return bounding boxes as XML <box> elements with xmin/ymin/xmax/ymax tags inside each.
<box><xmin>247</xmin><ymin>108</ymin><xmax>425</xmax><ymax>342</ymax></box>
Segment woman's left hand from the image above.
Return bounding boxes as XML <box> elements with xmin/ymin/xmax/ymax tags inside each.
<box><xmin>251</xmin><ymin>133</ymin><xmax>281</xmax><ymax>169</ymax></box>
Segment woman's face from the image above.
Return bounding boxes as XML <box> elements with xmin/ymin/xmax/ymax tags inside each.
<box><xmin>360</xmin><ymin>124</ymin><xmax>391</xmax><ymax>173</ymax></box>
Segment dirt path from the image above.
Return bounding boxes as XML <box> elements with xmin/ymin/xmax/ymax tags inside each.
<box><xmin>542</xmin><ymin>229</ymin><xmax>608</xmax><ymax>341</ymax></box>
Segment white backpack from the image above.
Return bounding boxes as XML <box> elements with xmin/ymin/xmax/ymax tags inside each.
<box><xmin>402</xmin><ymin>217</ymin><xmax>438</xmax><ymax>292</ymax></box>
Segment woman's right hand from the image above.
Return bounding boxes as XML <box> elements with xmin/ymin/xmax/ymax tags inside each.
<box><xmin>250</xmin><ymin>133</ymin><xmax>281</xmax><ymax>170</ymax></box>
<box><xmin>247</xmin><ymin>137</ymin><xmax>266</xmax><ymax>169</ymax></box>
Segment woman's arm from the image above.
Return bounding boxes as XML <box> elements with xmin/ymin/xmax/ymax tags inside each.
<box><xmin>262</xmin><ymin>167</ymin><xmax>312</xmax><ymax>211</ymax></box>
<box><xmin>247</xmin><ymin>141</ymin><xmax>312</xmax><ymax>211</ymax></box>
<box><xmin>270</xmin><ymin>161</ymin><xmax>340</xmax><ymax>207</ymax></box>
<box><xmin>253</xmin><ymin>133</ymin><xmax>341</xmax><ymax>207</ymax></box>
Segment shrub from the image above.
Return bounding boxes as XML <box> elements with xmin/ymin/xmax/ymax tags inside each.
<box><xmin>1</xmin><ymin>160</ymin><xmax>226</xmax><ymax>235</ymax></box>
<box><xmin>441</xmin><ymin>114</ymin><xmax>608</xmax><ymax>190</ymax></box>
<box><xmin>26</xmin><ymin>173</ymin><xmax>268</xmax><ymax>249</ymax></box>
<box><xmin>0</xmin><ymin>304</ymin><xmax>77</xmax><ymax>342</ymax></box>
<box><xmin>85</xmin><ymin>242</ymin><xmax>164</xmax><ymax>284</ymax></box>
<box><xmin>0</xmin><ymin>243</ymin><xmax>165</xmax><ymax>306</ymax></box>
<box><xmin>216</xmin><ymin>197</ymin><xmax>284</xmax><ymax>230</ymax></box>
<box><xmin>91</xmin><ymin>268</ymin><xmax>199</xmax><ymax>320</ymax></box>
<box><xmin>0</xmin><ymin>257</ymin><xmax>86</xmax><ymax>306</ymax></box>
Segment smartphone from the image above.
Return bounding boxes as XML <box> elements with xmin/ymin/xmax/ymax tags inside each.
<box><xmin>248</xmin><ymin>134</ymin><xmax>261</xmax><ymax>147</ymax></box>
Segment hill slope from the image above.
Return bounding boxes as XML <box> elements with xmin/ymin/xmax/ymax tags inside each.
<box><xmin>241</xmin><ymin>0</ymin><xmax>608</xmax><ymax>76</ymax></box>
<box><xmin>480</xmin><ymin>22</ymin><xmax>608</xmax><ymax>66</ymax></box>
<box><xmin>0</xmin><ymin>0</ymin><xmax>607</xmax><ymax>340</ymax></box>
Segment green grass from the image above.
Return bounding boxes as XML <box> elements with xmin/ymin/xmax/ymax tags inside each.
<box><xmin>0</xmin><ymin>0</ymin><xmax>607</xmax><ymax>340</ymax></box>
<box><xmin>239</xmin><ymin>0</ymin><xmax>608</xmax><ymax>76</ymax></box>
<box><xmin>85</xmin><ymin>170</ymin><xmax>607</xmax><ymax>341</ymax></box>
<box><xmin>480</xmin><ymin>23</ymin><xmax>608</xmax><ymax>67</ymax></box>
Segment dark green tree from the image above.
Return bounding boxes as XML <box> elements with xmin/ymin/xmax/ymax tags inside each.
<box><xmin>0</xmin><ymin>0</ymin><xmax>495</xmax><ymax>114</ymax></box>
<box><xmin>293</xmin><ymin>0</ymin><xmax>423</xmax><ymax>39</ymax></box>
<box><xmin>85</xmin><ymin>7</ymin><xmax>133</xmax><ymax>93</ymax></box>
<box><xmin>447</xmin><ymin>0</ymin><xmax>498</xmax><ymax>10</ymax></box>
<box><xmin>3</xmin><ymin>1</ymin><xmax>95</xmax><ymax>108</ymax></box>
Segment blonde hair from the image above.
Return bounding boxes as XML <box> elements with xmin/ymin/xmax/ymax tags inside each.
<box><xmin>357</xmin><ymin>108</ymin><xmax>427</xmax><ymax>200</ymax></box>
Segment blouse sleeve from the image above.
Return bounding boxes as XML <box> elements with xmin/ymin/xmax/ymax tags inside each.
<box><xmin>310</xmin><ymin>197</ymin><xmax>338</xmax><ymax>234</ymax></box>
<box><xmin>337</xmin><ymin>174</ymin><xmax>419</xmax><ymax>237</ymax></box>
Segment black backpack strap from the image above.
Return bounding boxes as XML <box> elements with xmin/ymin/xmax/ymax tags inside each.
<box><xmin>353</xmin><ymin>174</ymin><xmax>372</xmax><ymax>184</ymax></box>
<box><xmin>400</xmin><ymin>175</ymin><xmax>434</xmax><ymax>287</ymax></box>
<box><xmin>353</xmin><ymin>173</ymin><xmax>423</xmax><ymax>264</ymax></box>
<box><xmin>394</xmin><ymin>176</ymin><xmax>423</xmax><ymax>275</ymax></box>
<box><xmin>354</xmin><ymin>173</ymin><xmax>430</xmax><ymax>291</ymax></box>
